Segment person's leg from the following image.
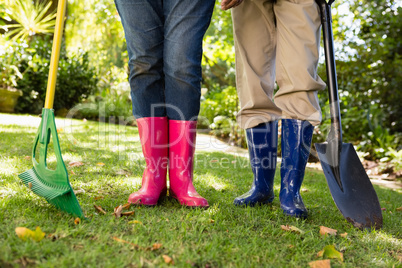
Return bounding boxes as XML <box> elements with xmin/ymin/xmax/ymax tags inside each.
<box><xmin>234</xmin><ymin>121</ymin><xmax>278</xmax><ymax>206</ymax></box>
<box><xmin>114</xmin><ymin>0</ymin><xmax>166</xmax><ymax>118</ymax></box>
<box><xmin>128</xmin><ymin>117</ymin><xmax>168</xmax><ymax>205</ymax></box>
<box><xmin>274</xmin><ymin>0</ymin><xmax>325</xmax><ymax>217</ymax></box>
<box><xmin>162</xmin><ymin>0</ymin><xmax>214</xmax><ymax>207</ymax></box>
<box><xmin>168</xmin><ymin>120</ymin><xmax>208</xmax><ymax>207</ymax></box>
<box><xmin>231</xmin><ymin>0</ymin><xmax>280</xmax><ymax>206</ymax></box>
<box><xmin>115</xmin><ymin>0</ymin><xmax>168</xmax><ymax>204</ymax></box>
<box><xmin>232</xmin><ymin>0</ymin><xmax>282</xmax><ymax>130</ymax></box>
<box><xmin>280</xmin><ymin>119</ymin><xmax>314</xmax><ymax>218</ymax></box>
<box><xmin>274</xmin><ymin>0</ymin><xmax>326</xmax><ymax>125</ymax></box>
<box><xmin>163</xmin><ymin>0</ymin><xmax>215</xmax><ymax>121</ymax></box>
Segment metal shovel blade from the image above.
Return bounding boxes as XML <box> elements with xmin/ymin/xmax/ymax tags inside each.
<box><xmin>315</xmin><ymin>142</ymin><xmax>383</xmax><ymax>229</ymax></box>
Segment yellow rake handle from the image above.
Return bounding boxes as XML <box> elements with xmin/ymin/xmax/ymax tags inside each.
<box><xmin>44</xmin><ymin>0</ymin><xmax>67</xmax><ymax>109</ymax></box>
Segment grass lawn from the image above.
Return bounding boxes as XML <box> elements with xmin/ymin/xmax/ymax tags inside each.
<box><xmin>0</xmin><ymin>113</ymin><xmax>401</xmax><ymax>267</ymax></box>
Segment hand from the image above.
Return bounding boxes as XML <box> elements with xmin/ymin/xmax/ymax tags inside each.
<box><xmin>221</xmin><ymin>0</ymin><xmax>244</xmax><ymax>10</ymax></box>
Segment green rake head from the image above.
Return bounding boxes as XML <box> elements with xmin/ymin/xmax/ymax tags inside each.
<box><xmin>19</xmin><ymin>108</ymin><xmax>85</xmax><ymax>218</ymax></box>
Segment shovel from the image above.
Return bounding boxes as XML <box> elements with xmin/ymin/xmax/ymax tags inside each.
<box><xmin>18</xmin><ymin>0</ymin><xmax>85</xmax><ymax>218</ymax></box>
<box><xmin>314</xmin><ymin>0</ymin><xmax>382</xmax><ymax>229</ymax></box>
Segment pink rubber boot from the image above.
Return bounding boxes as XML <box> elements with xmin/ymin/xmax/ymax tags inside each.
<box><xmin>128</xmin><ymin>117</ymin><xmax>168</xmax><ymax>205</ymax></box>
<box><xmin>168</xmin><ymin>120</ymin><xmax>209</xmax><ymax>207</ymax></box>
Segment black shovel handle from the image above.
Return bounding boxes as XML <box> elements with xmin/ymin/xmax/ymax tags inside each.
<box><xmin>315</xmin><ymin>0</ymin><xmax>343</xmax><ymax>145</ymax></box>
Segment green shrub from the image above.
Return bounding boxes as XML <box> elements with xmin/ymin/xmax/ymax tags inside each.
<box><xmin>73</xmin><ymin>84</ymin><xmax>133</xmax><ymax>124</ymax></box>
<box><xmin>13</xmin><ymin>37</ymin><xmax>97</xmax><ymax>114</ymax></box>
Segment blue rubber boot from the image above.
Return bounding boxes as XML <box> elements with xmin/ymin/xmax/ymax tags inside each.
<box><xmin>280</xmin><ymin>119</ymin><xmax>314</xmax><ymax>218</ymax></box>
<box><xmin>234</xmin><ymin>121</ymin><xmax>278</xmax><ymax>206</ymax></box>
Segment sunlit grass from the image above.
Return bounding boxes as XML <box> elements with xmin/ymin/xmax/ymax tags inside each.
<box><xmin>0</xmin><ymin>113</ymin><xmax>401</xmax><ymax>267</ymax></box>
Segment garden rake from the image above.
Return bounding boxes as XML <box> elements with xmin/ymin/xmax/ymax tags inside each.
<box><xmin>18</xmin><ymin>0</ymin><xmax>85</xmax><ymax>218</ymax></box>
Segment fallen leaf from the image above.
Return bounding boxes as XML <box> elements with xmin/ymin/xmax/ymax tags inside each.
<box><xmin>340</xmin><ymin>232</ymin><xmax>348</xmax><ymax>238</ymax></box>
<box><xmin>94</xmin><ymin>205</ymin><xmax>107</xmax><ymax>215</ymax></box>
<box><xmin>116</xmin><ymin>169</ymin><xmax>130</xmax><ymax>175</ymax></box>
<box><xmin>24</xmin><ymin>156</ymin><xmax>31</xmax><ymax>160</ymax></box>
<box><xmin>162</xmin><ymin>255</ymin><xmax>174</xmax><ymax>264</ymax></box>
<box><xmin>15</xmin><ymin>257</ymin><xmax>37</xmax><ymax>266</ymax></box>
<box><xmin>122</xmin><ymin>203</ymin><xmax>131</xmax><ymax>210</ymax></box>
<box><xmin>320</xmin><ymin>226</ymin><xmax>338</xmax><ymax>236</ymax></box>
<box><xmin>47</xmin><ymin>233</ymin><xmax>60</xmax><ymax>241</ymax></box>
<box><xmin>113</xmin><ymin>205</ymin><xmax>123</xmax><ymax>218</ymax></box>
<box><xmin>121</xmin><ymin>211</ymin><xmax>135</xmax><ymax>216</ymax></box>
<box><xmin>28</xmin><ymin>182</ymin><xmax>33</xmax><ymax>189</ymax></box>
<box><xmin>381</xmin><ymin>208</ymin><xmax>386</xmax><ymax>211</ymax></box>
<box><xmin>69</xmin><ymin>161</ymin><xmax>84</xmax><ymax>167</ymax></box>
<box><xmin>16</xmin><ymin>227</ymin><xmax>45</xmax><ymax>242</ymax></box>
<box><xmin>281</xmin><ymin>225</ymin><xmax>305</xmax><ymax>234</ymax></box>
<box><xmin>15</xmin><ymin>227</ymin><xmax>32</xmax><ymax>241</ymax></box>
<box><xmin>317</xmin><ymin>245</ymin><xmax>343</xmax><ymax>262</ymax></box>
<box><xmin>112</xmin><ymin>236</ymin><xmax>140</xmax><ymax>250</ymax></box>
<box><xmin>309</xmin><ymin>259</ymin><xmax>331</xmax><ymax>268</ymax></box>
<box><xmin>210</xmin><ymin>159</ymin><xmax>218</xmax><ymax>163</ymax></box>
<box><xmin>94</xmin><ymin>196</ymin><xmax>104</xmax><ymax>200</ymax></box>
<box><xmin>96</xmin><ymin>162</ymin><xmax>105</xmax><ymax>166</ymax></box>
<box><xmin>396</xmin><ymin>254</ymin><xmax>402</xmax><ymax>262</ymax></box>
<box><xmin>396</xmin><ymin>207</ymin><xmax>402</xmax><ymax>211</ymax></box>
<box><xmin>74</xmin><ymin>218</ymin><xmax>81</xmax><ymax>225</ymax></box>
<box><xmin>31</xmin><ymin>227</ymin><xmax>46</xmax><ymax>242</ymax></box>
<box><xmin>152</xmin><ymin>243</ymin><xmax>162</xmax><ymax>250</ymax></box>
<box><xmin>128</xmin><ymin>220</ymin><xmax>142</xmax><ymax>224</ymax></box>
<box><xmin>70</xmin><ymin>170</ymin><xmax>76</xmax><ymax>175</ymax></box>
<box><xmin>73</xmin><ymin>188</ymin><xmax>85</xmax><ymax>195</ymax></box>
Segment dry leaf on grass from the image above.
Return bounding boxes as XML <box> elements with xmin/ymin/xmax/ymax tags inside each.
<box><xmin>128</xmin><ymin>220</ymin><xmax>142</xmax><ymax>224</ymax></box>
<box><xmin>74</xmin><ymin>218</ymin><xmax>81</xmax><ymax>225</ymax></box>
<box><xmin>28</xmin><ymin>182</ymin><xmax>32</xmax><ymax>189</ymax></box>
<box><xmin>113</xmin><ymin>205</ymin><xmax>124</xmax><ymax>218</ymax></box>
<box><xmin>309</xmin><ymin>259</ymin><xmax>331</xmax><ymax>268</ymax></box>
<box><xmin>121</xmin><ymin>211</ymin><xmax>135</xmax><ymax>217</ymax></box>
<box><xmin>94</xmin><ymin>205</ymin><xmax>107</xmax><ymax>215</ymax></box>
<box><xmin>319</xmin><ymin>226</ymin><xmax>338</xmax><ymax>236</ymax></box>
<box><xmin>15</xmin><ymin>257</ymin><xmax>37</xmax><ymax>266</ymax></box>
<box><xmin>15</xmin><ymin>227</ymin><xmax>45</xmax><ymax>242</ymax></box>
<box><xmin>94</xmin><ymin>196</ymin><xmax>104</xmax><ymax>200</ymax></box>
<box><xmin>396</xmin><ymin>207</ymin><xmax>402</xmax><ymax>211</ymax></box>
<box><xmin>152</xmin><ymin>243</ymin><xmax>162</xmax><ymax>250</ymax></box>
<box><xmin>73</xmin><ymin>188</ymin><xmax>85</xmax><ymax>195</ymax></box>
<box><xmin>281</xmin><ymin>225</ymin><xmax>305</xmax><ymax>234</ymax></box>
<box><xmin>162</xmin><ymin>255</ymin><xmax>174</xmax><ymax>264</ymax></box>
<box><xmin>24</xmin><ymin>156</ymin><xmax>31</xmax><ymax>160</ymax></box>
<box><xmin>112</xmin><ymin>236</ymin><xmax>140</xmax><ymax>250</ymax></box>
<box><xmin>340</xmin><ymin>232</ymin><xmax>348</xmax><ymax>238</ymax></box>
<box><xmin>122</xmin><ymin>203</ymin><xmax>131</xmax><ymax>210</ymax></box>
<box><xmin>69</xmin><ymin>161</ymin><xmax>84</xmax><ymax>167</ymax></box>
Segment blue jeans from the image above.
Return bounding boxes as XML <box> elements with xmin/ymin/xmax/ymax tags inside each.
<box><xmin>114</xmin><ymin>0</ymin><xmax>215</xmax><ymax>120</ymax></box>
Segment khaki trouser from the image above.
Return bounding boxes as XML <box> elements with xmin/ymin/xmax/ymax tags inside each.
<box><xmin>232</xmin><ymin>0</ymin><xmax>326</xmax><ymax>129</ymax></box>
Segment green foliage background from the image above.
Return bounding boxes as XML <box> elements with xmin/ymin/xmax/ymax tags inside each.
<box><xmin>0</xmin><ymin>0</ymin><xmax>401</xmax><ymax>163</ymax></box>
